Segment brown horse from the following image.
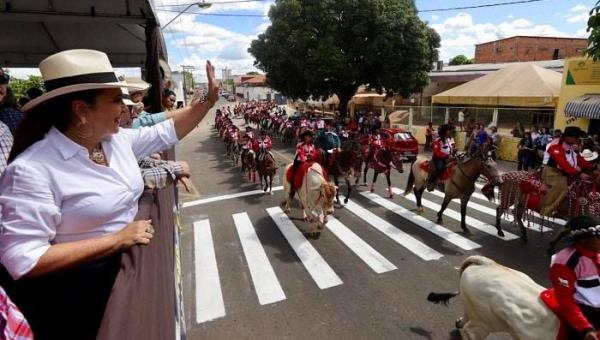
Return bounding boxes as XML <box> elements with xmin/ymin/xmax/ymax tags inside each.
<box><xmin>241</xmin><ymin>149</ymin><xmax>257</xmax><ymax>182</ymax></box>
<box><xmin>404</xmin><ymin>152</ymin><xmax>501</xmax><ymax>234</ymax></box>
<box><xmin>322</xmin><ymin>140</ymin><xmax>363</xmax><ymax>204</ymax></box>
<box><xmin>493</xmin><ymin>170</ymin><xmax>600</xmax><ymax>241</ymax></box>
<box><xmin>368</xmin><ymin>148</ymin><xmax>405</xmax><ymax>198</ymax></box>
<box><xmin>257</xmin><ymin>151</ymin><xmax>278</xmax><ymax>194</ymax></box>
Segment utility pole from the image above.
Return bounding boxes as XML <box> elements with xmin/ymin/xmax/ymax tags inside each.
<box><xmin>181</xmin><ymin>65</ymin><xmax>195</xmax><ymax>105</ymax></box>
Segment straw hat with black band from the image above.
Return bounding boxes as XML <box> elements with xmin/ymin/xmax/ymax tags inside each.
<box><xmin>22</xmin><ymin>49</ymin><xmax>149</xmax><ymax>112</ymax></box>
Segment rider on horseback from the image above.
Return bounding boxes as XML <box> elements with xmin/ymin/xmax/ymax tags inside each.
<box><xmin>427</xmin><ymin>124</ymin><xmax>454</xmax><ymax>192</ymax></box>
<box><xmin>367</xmin><ymin>130</ymin><xmax>384</xmax><ymax>164</ymax></box>
<box><xmin>540</xmin><ymin>126</ymin><xmax>593</xmax><ymax>216</ymax></box>
<box><xmin>317</xmin><ymin>122</ymin><xmax>341</xmax><ymax>167</ymax></box>
<box><xmin>257</xmin><ymin>130</ymin><xmax>273</xmax><ymax>162</ymax></box>
<box><xmin>289</xmin><ymin>130</ymin><xmax>319</xmax><ymax>198</ymax></box>
<box><xmin>543</xmin><ymin>215</ymin><xmax>600</xmax><ymax>340</ymax></box>
<box><xmin>241</xmin><ymin>126</ymin><xmax>256</xmax><ymax>159</ymax></box>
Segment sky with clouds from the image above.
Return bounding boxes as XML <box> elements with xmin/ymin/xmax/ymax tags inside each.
<box><xmin>154</xmin><ymin>0</ymin><xmax>596</xmax><ymax>81</ymax></box>
<box><xmin>7</xmin><ymin>0</ymin><xmax>596</xmax><ymax>80</ymax></box>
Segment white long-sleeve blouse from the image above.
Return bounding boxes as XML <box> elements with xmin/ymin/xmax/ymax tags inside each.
<box><xmin>0</xmin><ymin>119</ymin><xmax>179</xmax><ymax>279</ymax></box>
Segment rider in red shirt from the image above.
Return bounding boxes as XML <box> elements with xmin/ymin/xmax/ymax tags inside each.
<box><xmin>257</xmin><ymin>130</ymin><xmax>273</xmax><ymax>161</ymax></box>
<box><xmin>289</xmin><ymin>130</ymin><xmax>319</xmax><ymax>198</ymax></box>
<box><xmin>427</xmin><ymin>124</ymin><xmax>453</xmax><ymax>191</ymax></box>
<box><xmin>543</xmin><ymin>215</ymin><xmax>600</xmax><ymax>340</ymax></box>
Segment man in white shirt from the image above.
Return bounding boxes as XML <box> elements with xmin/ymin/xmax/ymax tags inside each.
<box><xmin>0</xmin><ymin>121</ymin><xmax>12</xmax><ymax>175</ymax></box>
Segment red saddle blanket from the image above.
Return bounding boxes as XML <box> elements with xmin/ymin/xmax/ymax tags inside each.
<box><xmin>519</xmin><ymin>176</ymin><xmax>547</xmax><ymax>211</ymax></box>
<box><xmin>539</xmin><ymin>289</ymin><xmax>568</xmax><ymax>340</ymax></box>
<box><xmin>419</xmin><ymin>160</ymin><xmax>456</xmax><ymax>181</ymax></box>
<box><xmin>286</xmin><ymin>162</ymin><xmax>327</xmax><ymax>189</ymax></box>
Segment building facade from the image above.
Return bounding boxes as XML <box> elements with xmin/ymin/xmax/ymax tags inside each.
<box><xmin>474</xmin><ymin>36</ymin><xmax>587</xmax><ymax>63</ymax></box>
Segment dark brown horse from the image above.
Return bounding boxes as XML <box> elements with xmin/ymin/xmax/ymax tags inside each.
<box><xmin>321</xmin><ymin>140</ymin><xmax>363</xmax><ymax>204</ymax></box>
<box><xmin>257</xmin><ymin>151</ymin><xmax>278</xmax><ymax>194</ymax></box>
<box><xmin>368</xmin><ymin>148</ymin><xmax>404</xmax><ymax>198</ymax></box>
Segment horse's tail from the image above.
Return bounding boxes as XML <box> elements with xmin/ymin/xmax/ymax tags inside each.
<box><xmin>427</xmin><ymin>255</ymin><xmax>495</xmax><ymax>306</ymax></box>
<box><xmin>403</xmin><ymin>164</ymin><xmax>415</xmax><ymax>196</ymax></box>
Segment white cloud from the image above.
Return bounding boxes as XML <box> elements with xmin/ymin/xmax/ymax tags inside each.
<box><xmin>571</xmin><ymin>4</ymin><xmax>588</xmax><ymax>12</ymax></box>
<box><xmin>575</xmin><ymin>28</ymin><xmax>589</xmax><ymax>38</ymax></box>
<box><xmin>255</xmin><ymin>21</ymin><xmax>271</xmax><ymax>34</ymax></box>
<box><xmin>430</xmin><ymin>15</ymin><xmax>439</xmax><ymax>21</ymax></box>
<box><xmin>430</xmin><ymin>12</ymin><xmax>578</xmax><ymax>61</ymax></box>
<box><xmin>567</xmin><ymin>12</ymin><xmax>589</xmax><ymax>23</ymax></box>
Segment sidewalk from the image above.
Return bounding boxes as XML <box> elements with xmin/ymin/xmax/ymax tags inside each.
<box><xmin>419</xmin><ymin>147</ymin><xmax>516</xmax><ymax>174</ymax></box>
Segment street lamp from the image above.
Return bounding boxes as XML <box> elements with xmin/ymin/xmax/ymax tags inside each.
<box><xmin>161</xmin><ymin>1</ymin><xmax>212</xmax><ymax>29</ymax></box>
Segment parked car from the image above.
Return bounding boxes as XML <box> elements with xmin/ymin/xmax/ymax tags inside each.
<box><xmin>227</xmin><ymin>95</ymin><xmax>236</xmax><ymax>102</ymax></box>
<box><xmin>359</xmin><ymin>128</ymin><xmax>418</xmax><ymax>162</ymax></box>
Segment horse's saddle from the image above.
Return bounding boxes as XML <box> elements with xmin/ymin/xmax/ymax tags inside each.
<box><xmin>286</xmin><ymin>162</ymin><xmax>327</xmax><ymax>190</ymax></box>
<box><xmin>420</xmin><ymin>160</ymin><xmax>457</xmax><ymax>181</ymax></box>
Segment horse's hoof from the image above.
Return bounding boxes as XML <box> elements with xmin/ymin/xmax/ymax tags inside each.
<box><xmin>462</xmin><ymin>228</ymin><xmax>471</xmax><ymax>235</ymax></box>
<box><xmin>436</xmin><ymin>218</ymin><xmax>443</xmax><ymax>225</ymax></box>
<box><xmin>315</xmin><ymin>232</ymin><xmax>322</xmax><ymax>239</ymax></box>
<box><xmin>389</xmin><ymin>194</ymin><xmax>394</xmax><ymax>199</ymax></box>
<box><xmin>269</xmin><ymin>192</ymin><xmax>274</xmax><ymax>196</ymax></box>
<box><xmin>497</xmin><ymin>230</ymin><xmax>505</xmax><ymax>237</ymax></box>
<box><xmin>344</xmin><ymin>198</ymin><xmax>349</xmax><ymax>204</ymax></box>
<box><xmin>455</xmin><ymin>317</ymin><xmax>465</xmax><ymax>329</ymax></box>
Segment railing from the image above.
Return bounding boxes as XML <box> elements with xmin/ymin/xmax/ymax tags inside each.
<box><xmin>97</xmin><ymin>184</ymin><xmax>181</xmax><ymax>340</ymax></box>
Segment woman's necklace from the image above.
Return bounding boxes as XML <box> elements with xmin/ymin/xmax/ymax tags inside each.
<box><xmin>90</xmin><ymin>144</ymin><xmax>106</xmax><ymax>164</ymax></box>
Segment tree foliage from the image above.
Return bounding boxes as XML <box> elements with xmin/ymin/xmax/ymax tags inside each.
<box><xmin>8</xmin><ymin>75</ymin><xmax>44</xmax><ymax>99</ymax></box>
<box><xmin>587</xmin><ymin>2</ymin><xmax>600</xmax><ymax>60</ymax></box>
<box><xmin>248</xmin><ymin>0</ymin><xmax>440</xmax><ymax>115</ymax></box>
<box><xmin>448</xmin><ymin>55</ymin><xmax>474</xmax><ymax>66</ymax></box>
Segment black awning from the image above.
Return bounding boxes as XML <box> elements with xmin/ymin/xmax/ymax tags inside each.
<box><xmin>565</xmin><ymin>94</ymin><xmax>600</xmax><ymax>119</ymax></box>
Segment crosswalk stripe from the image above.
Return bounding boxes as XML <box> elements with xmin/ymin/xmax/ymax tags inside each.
<box><xmin>473</xmin><ymin>183</ymin><xmax>567</xmax><ymax>226</ymax></box>
<box><xmin>343</xmin><ymin>200</ymin><xmax>444</xmax><ymax>261</ymax></box>
<box><xmin>391</xmin><ymin>188</ymin><xmax>519</xmax><ymax>240</ymax></box>
<box><xmin>360</xmin><ymin>192</ymin><xmax>481</xmax><ymax>251</ymax></box>
<box><xmin>233</xmin><ymin>213</ymin><xmax>286</xmax><ymax>305</ymax></box>
<box><xmin>183</xmin><ymin>186</ymin><xmax>284</xmax><ymax>208</ymax></box>
<box><xmin>425</xmin><ymin>190</ymin><xmax>553</xmax><ymax>233</ymax></box>
<box><xmin>193</xmin><ymin>220</ymin><xmax>226</xmax><ymax>323</ymax></box>
<box><xmin>266</xmin><ymin>207</ymin><xmax>343</xmax><ymax>289</ymax></box>
<box><xmin>325</xmin><ymin>216</ymin><xmax>397</xmax><ymax>273</ymax></box>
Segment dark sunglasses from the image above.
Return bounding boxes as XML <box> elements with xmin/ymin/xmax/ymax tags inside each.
<box><xmin>0</xmin><ymin>73</ymin><xmax>9</xmax><ymax>85</ymax></box>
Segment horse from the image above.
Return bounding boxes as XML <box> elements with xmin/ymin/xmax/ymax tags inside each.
<box><xmin>492</xmin><ymin>170</ymin><xmax>600</xmax><ymax>242</ymax></box>
<box><xmin>281</xmin><ymin>162</ymin><xmax>337</xmax><ymax>239</ymax></box>
<box><xmin>403</xmin><ymin>150</ymin><xmax>501</xmax><ymax>234</ymax></box>
<box><xmin>241</xmin><ymin>149</ymin><xmax>257</xmax><ymax>182</ymax></box>
<box><xmin>428</xmin><ymin>255</ymin><xmax>559</xmax><ymax>340</ymax></box>
<box><xmin>282</xmin><ymin>125</ymin><xmax>296</xmax><ymax>145</ymax></box>
<box><xmin>257</xmin><ymin>150</ymin><xmax>278</xmax><ymax>195</ymax></box>
<box><xmin>229</xmin><ymin>138</ymin><xmax>240</xmax><ymax>166</ymax></box>
<box><xmin>320</xmin><ymin>140</ymin><xmax>363</xmax><ymax>204</ymax></box>
<box><xmin>367</xmin><ymin>148</ymin><xmax>404</xmax><ymax>198</ymax></box>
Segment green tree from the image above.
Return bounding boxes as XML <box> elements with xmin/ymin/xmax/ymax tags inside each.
<box><xmin>248</xmin><ymin>0</ymin><xmax>440</xmax><ymax>116</ymax></box>
<box><xmin>8</xmin><ymin>75</ymin><xmax>44</xmax><ymax>99</ymax></box>
<box><xmin>587</xmin><ymin>2</ymin><xmax>599</xmax><ymax>60</ymax></box>
<box><xmin>448</xmin><ymin>54</ymin><xmax>474</xmax><ymax>66</ymax></box>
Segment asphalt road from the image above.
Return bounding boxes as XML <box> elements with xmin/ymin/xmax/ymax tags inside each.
<box><xmin>176</xmin><ymin>100</ymin><xmax>558</xmax><ymax>340</ymax></box>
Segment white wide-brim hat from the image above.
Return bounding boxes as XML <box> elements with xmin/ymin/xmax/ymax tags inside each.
<box><xmin>121</xmin><ymin>87</ymin><xmax>135</xmax><ymax>106</ymax></box>
<box><xmin>22</xmin><ymin>49</ymin><xmax>150</xmax><ymax>112</ymax></box>
<box><xmin>581</xmin><ymin>149</ymin><xmax>599</xmax><ymax>162</ymax></box>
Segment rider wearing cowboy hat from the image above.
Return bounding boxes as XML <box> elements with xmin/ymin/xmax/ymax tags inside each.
<box><xmin>257</xmin><ymin>130</ymin><xmax>273</xmax><ymax>162</ymax></box>
<box><xmin>427</xmin><ymin>124</ymin><xmax>454</xmax><ymax>192</ymax></box>
<box><xmin>543</xmin><ymin>215</ymin><xmax>600</xmax><ymax>340</ymax></box>
<box><xmin>289</xmin><ymin>129</ymin><xmax>319</xmax><ymax>198</ymax></box>
<box><xmin>540</xmin><ymin>126</ymin><xmax>593</xmax><ymax>216</ymax></box>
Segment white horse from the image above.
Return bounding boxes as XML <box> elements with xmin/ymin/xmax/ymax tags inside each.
<box><xmin>428</xmin><ymin>255</ymin><xmax>559</xmax><ymax>340</ymax></box>
<box><xmin>281</xmin><ymin>162</ymin><xmax>337</xmax><ymax>238</ymax></box>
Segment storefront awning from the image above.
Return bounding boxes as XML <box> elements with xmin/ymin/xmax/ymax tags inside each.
<box><xmin>565</xmin><ymin>94</ymin><xmax>600</xmax><ymax>119</ymax></box>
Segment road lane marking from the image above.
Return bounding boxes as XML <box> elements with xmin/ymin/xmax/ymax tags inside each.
<box><xmin>360</xmin><ymin>192</ymin><xmax>481</xmax><ymax>251</ymax></box>
<box><xmin>473</xmin><ymin>183</ymin><xmax>566</xmax><ymax>226</ymax></box>
<box><xmin>392</xmin><ymin>188</ymin><xmax>519</xmax><ymax>240</ymax></box>
<box><xmin>265</xmin><ymin>207</ymin><xmax>343</xmax><ymax>289</ymax></box>
<box><xmin>194</xmin><ymin>220</ymin><xmax>226</xmax><ymax>323</ymax></box>
<box><xmin>233</xmin><ymin>212</ymin><xmax>286</xmax><ymax>305</ymax></box>
<box><xmin>325</xmin><ymin>216</ymin><xmax>397</xmax><ymax>273</ymax></box>
<box><xmin>425</xmin><ymin>190</ymin><xmax>553</xmax><ymax>233</ymax></box>
<box><xmin>183</xmin><ymin>186</ymin><xmax>284</xmax><ymax>208</ymax></box>
<box><xmin>343</xmin><ymin>200</ymin><xmax>444</xmax><ymax>261</ymax></box>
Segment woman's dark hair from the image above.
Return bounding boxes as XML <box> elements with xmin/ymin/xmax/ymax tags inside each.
<box><xmin>0</xmin><ymin>87</ymin><xmax>19</xmax><ymax>110</ymax></box>
<box><xmin>9</xmin><ymin>89</ymin><xmax>102</xmax><ymax>163</ymax></box>
<box><xmin>163</xmin><ymin>89</ymin><xmax>176</xmax><ymax>98</ymax></box>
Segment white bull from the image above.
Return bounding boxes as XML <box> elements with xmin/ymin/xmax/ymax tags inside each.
<box><xmin>281</xmin><ymin>162</ymin><xmax>337</xmax><ymax>238</ymax></box>
<box><xmin>428</xmin><ymin>255</ymin><xmax>559</xmax><ymax>340</ymax></box>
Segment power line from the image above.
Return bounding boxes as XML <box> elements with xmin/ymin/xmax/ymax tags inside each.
<box><xmin>419</xmin><ymin>0</ymin><xmax>545</xmax><ymax>13</ymax></box>
<box><xmin>156</xmin><ymin>0</ymin><xmax>548</xmax><ymax>17</ymax></box>
<box><xmin>155</xmin><ymin>0</ymin><xmax>268</xmax><ymax>8</ymax></box>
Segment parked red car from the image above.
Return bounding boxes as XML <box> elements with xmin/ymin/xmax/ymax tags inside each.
<box><xmin>359</xmin><ymin>128</ymin><xmax>419</xmax><ymax>162</ymax></box>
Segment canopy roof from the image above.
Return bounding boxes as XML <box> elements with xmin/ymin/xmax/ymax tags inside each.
<box><xmin>432</xmin><ymin>63</ymin><xmax>561</xmax><ymax>108</ymax></box>
<box><xmin>1</xmin><ymin>0</ymin><xmax>163</xmax><ymax>67</ymax></box>
<box><xmin>565</xmin><ymin>94</ymin><xmax>600</xmax><ymax>119</ymax></box>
